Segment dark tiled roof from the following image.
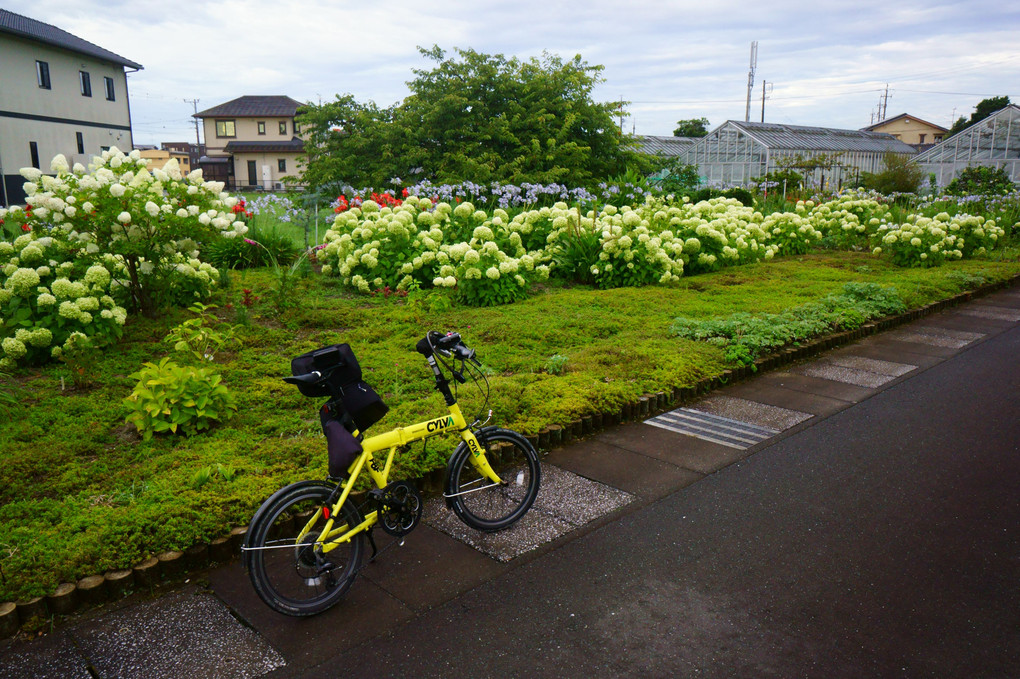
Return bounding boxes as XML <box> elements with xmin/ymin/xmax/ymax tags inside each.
<box><xmin>224</xmin><ymin>139</ymin><xmax>304</xmax><ymax>153</ymax></box>
<box><xmin>0</xmin><ymin>9</ymin><xmax>143</xmax><ymax>70</ymax></box>
<box><xmin>196</xmin><ymin>96</ymin><xmax>304</xmax><ymax>118</ymax></box>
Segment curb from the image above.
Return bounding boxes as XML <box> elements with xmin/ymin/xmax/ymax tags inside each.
<box><xmin>2</xmin><ymin>273</ymin><xmax>1018</xmax><ymax>638</ymax></box>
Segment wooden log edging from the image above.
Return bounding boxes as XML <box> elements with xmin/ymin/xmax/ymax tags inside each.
<box><xmin>3</xmin><ymin>273</ymin><xmax>1018</xmax><ymax>638</ymax></box>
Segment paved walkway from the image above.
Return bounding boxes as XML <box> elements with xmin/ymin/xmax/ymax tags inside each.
<box><xmin>1</xmin><ymin>283</ymin><xmax>1018</xmax><ymax>678</ymax></box>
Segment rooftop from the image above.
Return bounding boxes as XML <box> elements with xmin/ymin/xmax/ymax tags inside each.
<box><xmin>195</xmin><ymin>96</ymin><xmax>305</xmax><ymax>118</ymax></box>
<box><xmin>724</xmin><ymin>120</ymin><xmax>918</xmax><ymax>154</ymax></box>
<box><xmin>0</xmin><ymin>9</ymin><xmax>143</xmax><ymax>70</ymax></box>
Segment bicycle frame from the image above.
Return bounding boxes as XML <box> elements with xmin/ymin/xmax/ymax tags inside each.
<box><xmin>305</xmin><ymin>401</ymin><xmax>502</xmax><ymax>555</ymax></box>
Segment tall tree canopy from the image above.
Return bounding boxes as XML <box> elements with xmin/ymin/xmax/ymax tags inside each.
<box><xmin>673</xmin><ymin>118</ymin><xmax>710</xmax><ymax>137</ymax></box>
<box><xmin>946</xmin><ymin>96</ymin><xmax>1011</xmax><ymax>138</ymax></box>
<box><xmin>295</xmin><ymin>47</ymin><xmax>651</xmax><ymax>192</ymax></box>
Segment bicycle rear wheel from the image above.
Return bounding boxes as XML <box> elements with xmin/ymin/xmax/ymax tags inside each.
<box><xmin>446</xmin><ymin>428</ymin><xmax>541</xmax><ymax>532</ymax></box>
<box><xmin>244</xmin><ymin>481</ymin><xmax>365</xmax><ymax>617</ymax></box>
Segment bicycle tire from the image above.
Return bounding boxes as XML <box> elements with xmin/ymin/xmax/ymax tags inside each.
<box><xmin>244</xmin><ymin>481</ymin><xmax>365</xmax><ymax>617</ymax></box>
<box><xmin>445</xmin><ymin>428</ymin><xmax>541</xmax><ymax>532</ymax></box>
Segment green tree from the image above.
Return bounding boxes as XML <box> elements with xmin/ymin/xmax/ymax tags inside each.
<box><xmin>673</xmin><ymin>118</ymin><xmax>710</xmax><ymax>137</ymax></box>
<box><xmin>945</xmin><ymin>166</ymin><xmax>1016</xmax><ymax>196</ymax></box>
<box><xmin>860</xmin><ymin>151</ymin><xmax>924</xmax><ymax>194</ymax></box>
<box><xmin>294</xmin><ymin>95</ymin><xmax>396</xmax><ymax>193</ymax></box>
<box><xmin>946</xmin><ymin>96</ymin><xmax>1011</xmax><ymax>137</ymax></box>
<box><xmin>391</xmin><ymin>47</ymin><xmax>648</xmax><ymax>186</ymax></box>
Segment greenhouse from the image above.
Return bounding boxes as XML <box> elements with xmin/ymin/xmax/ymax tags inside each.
<box><xmin>915</xmin><ymin>104</ymin><xmax>1020</xmax><ymax>186</ymax></box>
<box><xmin>679</xmin><ymin>120</ymin><xmax>917</xmax><ymax>190</ymax></box>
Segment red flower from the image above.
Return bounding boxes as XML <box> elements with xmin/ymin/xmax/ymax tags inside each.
<box><xmin>401</xmin><ymin>188</ymin><xmax>409</xmax><ymax>198</ymax></box>
<box><xmin>22</xmin><ymin>224</ymin><xmax>31</xmax><ymax>232</ymax></box>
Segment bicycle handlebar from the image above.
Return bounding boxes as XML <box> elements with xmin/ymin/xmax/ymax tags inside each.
<box><xmin>415</xmin><ymin>330</ymin><xmax>479</xmax><ymax>365</ymax></box>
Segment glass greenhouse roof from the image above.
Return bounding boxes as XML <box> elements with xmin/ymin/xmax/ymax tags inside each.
<box><xmin>723</xmin><ymin>121</ymin><xmax>918</xmax><ymax>154</ymax></box>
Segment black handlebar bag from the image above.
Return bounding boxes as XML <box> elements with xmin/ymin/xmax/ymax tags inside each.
<box><xmin>290</xmin><ymin>344</ymin><xmax>361</xmax><ymax>397</ymax></box>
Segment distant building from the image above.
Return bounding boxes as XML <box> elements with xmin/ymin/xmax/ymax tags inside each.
<box><xmin>861</xmin><ymin>113</ymin><xmax>948</xmax><ymax>151</ymax></box>
<box><xmin>0</xmin><ymin>9</ymin><xmax>142</xmax><ymax>206</ymax></box>
<box><xmin>194</xmin><ymin>95</ymin><xmax>306</xmax><ymax>191</ymax></box>
<box><xmin>161</xmin><ymin>141</ymin><xmax>205</xmax><ymax>171</ymax></box>
<box><xmin>679</xmin><ymin>120</ymin><xmax>917</xmax><ymax>189</ymax></box>
<box><xmin>137</xmin><ymin>147</ymin><xmax>191</xmax><ymax>175</ymax></box>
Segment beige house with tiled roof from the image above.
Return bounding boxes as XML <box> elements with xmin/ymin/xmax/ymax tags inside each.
<box><xmin>195</xmin><ymin>95</ymin><xmax>306</xmax><ymax>191</ymax></box>
<box><xmin>861</xmin><ymin>113</ymin><xmax>948</xmax><ymax>151</ymax></box>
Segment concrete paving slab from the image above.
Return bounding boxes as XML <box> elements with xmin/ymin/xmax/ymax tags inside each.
<box><xmin>69</xmin><ymin>587</ymin><xmax>284</xmax><ymax>679</ymax></box>
<box><xmin>358</xmin><ymin>524</ymin><xmax>507</xmax><ymax>612</ymax></box>
<box><xmin>759</xmin><ymin>371</ymin><xmax>877</xmax><ymax>403</ymax></box>
<box><xmin>688</xmin><ymin>395</ymin><xmax>814</xmax><ymax>431</ymax></box>
<box><xmin>0</xmin><ymin>632</ymin><xmax>92</xmax><ymax>679</ymax></box>
<box><xmin>886</xmin><ymin>325</ymin><xmax>984</xmax><ymax>349</ymax></box>
<box><xmin>424</xmin><ymin>500</ymin><xmax>574</xmax><ymax>562</ymax></box>
<box><xmin>424</xmin><ymin>464</ymin><xmax>632</xmax><ymax>562</ymax></box>
<box><xmin>957</xmin><ymin>305</ymin><xmax>1020</xmax><ymax>322</ymax></box>
<box><xmin>821</xmin><ymin>355</ymin><xmax>917</xmax><ymax>377</ymax></box>
<box><xmin>545</xmin><ymin>439</ymin><xmax>704</xmax><ymax>498</ymax></box>
<box><xmin>716</xmin><ymin>378</ymin><xmax>852</xmax><ymax>418</ymax></box>
<box><xmin>922</xmin><ymin>312</ymin><xmax>1015</xmax><ymax>333</ymax></box>
<box><xmin>209</xmin><ymin>562</ymin><xmax>414</xmax><ymax>669</ymax></box>
<box><xmin>596</xmin><ymin>423</ymin><xmax>750</xmax><ymax>474</ymax></box>
<box><xmin>855</xmin><ymin>335</ymin><xmax>961</xmax><ymax>358</ymax></box>
<box><xmin>826</xmin><ymin>342</ymin><xmax>945</xmax><ymax>369</ymax></box>
<box><xmin>795</xmin><ymin>362</ymin><xmax>900</xmax><ymax>388</ymax></box>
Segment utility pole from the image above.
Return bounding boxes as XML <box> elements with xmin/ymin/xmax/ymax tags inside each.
<box><xmin>619</xmin><ymin>96</ymin><xmax>624</xmax><ymax>134</ymax></box>
<box><xmin>761</xmin><ymin>80</ymin><xmax>767</xmax><ymax>122</ymax></box>
<box><xmin>184</xmin><ymin>98</ymin><xmax>201</xmax><ymax>145</ymax></box>
<box><xmin>878</xmin><ymin>84</ymin><xmax>890</xmax><ymax>122</ymax></box>
<box><xmin>745</xmin><ymin>41</ymin><xmax>758</xmax><ymax>122</ymax></box>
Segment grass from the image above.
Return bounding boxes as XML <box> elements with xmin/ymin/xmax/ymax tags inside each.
<box><xmin>1</xmin><ymin>250</ymin><xmax>1018</xmax><ymax>600</ymax></box>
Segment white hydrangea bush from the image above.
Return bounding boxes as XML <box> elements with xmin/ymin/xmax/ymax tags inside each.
<box><xmin>319</xmin><ymin>197</ymin><xmax>549</xmax><ymax>305</ymax></box>
<box><xmin>874</xmin><ymin>212</ymin><xmax>1004</xmax><ymax>267</ymax></box>
<box><xmin>0</xmin><ymin>231</ymin><xmax>126</xmax><ymax>368</ymax></box>
<box><xmin>1</xmin><ymin>148</ymin><xmax>244</xmax><ymax>316</ymax></box>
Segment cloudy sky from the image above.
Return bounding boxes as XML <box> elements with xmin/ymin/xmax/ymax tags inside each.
<box><xmin>9</xmin><ymin>0</ymin><xmax>1020</xmax><ymax>146</ymax></box>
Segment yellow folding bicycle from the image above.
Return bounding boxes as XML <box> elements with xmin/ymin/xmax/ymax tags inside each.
<box><xmin>242</xmin><ymin>331</ymin><xmax>541</xmax><ymax>616</ymax></box>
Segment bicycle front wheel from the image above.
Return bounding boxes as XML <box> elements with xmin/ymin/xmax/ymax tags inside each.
<box><xmin>446</xmin><ymin>428</ymin><xmax>541</xmax><ymax>532</ymax></box>
<box><xmin>245</xmin><ymin>481</ymin><xmax>365</xmax><ymax>617</ymax></box>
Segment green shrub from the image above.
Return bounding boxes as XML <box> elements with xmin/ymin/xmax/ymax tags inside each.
<box><xmin>945</xmin><ymin>166</ymin><xmax>1016</xmax><ymax>196</ymax></box>
<box><xmin>204</xmin><ymin>226</ymin><xmax>299</xmax><ymax>269</ymax></box>
<box><xmin>124</xmin><ymin>357</ymin><xmax>237</xmax><ymax>440</ymax></box>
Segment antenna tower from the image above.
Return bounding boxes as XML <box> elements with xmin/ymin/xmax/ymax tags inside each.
<box><xmin>745</xmin><ymin>42</ymin><xmax>758</xmax><ymax>122</ymax></box>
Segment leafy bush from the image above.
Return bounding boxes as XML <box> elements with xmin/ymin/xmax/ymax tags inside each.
<box><xmin>204</xmin><ymin>225</ymin><xmax>299</xmax><ymax>270</ymax></box>
<box><xmin>860</xmin><ymin>152</ymin><xmax>925</xmax><ymax>194</ymax></box>
<box><xmin>945</xmin><ymin>166</ymin><xmax>1016</xmax><ymax>196</ymax></box>
<box><xmin>123</xmin><ymin>357</ymin><xmax>237</xmax><ymax>440</ymax></box>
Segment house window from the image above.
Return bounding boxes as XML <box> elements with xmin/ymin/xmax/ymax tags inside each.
<box><xmin>258</xmin><ymin>121</ymin><xmax>266</xmax><ymax>135</ymax></box>
<box><xmin>104</xmin><ymin>76</ymin><xmax>115</xmax><ymax>101</ymax></box>
<box><xmin>76</xmin><ymin>132</ymin><xmax>85</xmax><ymax>154</ymax></box>
<box><xmin>80</xmin><ymin>71</ymin><xmax>92</xmax><ymax>97</ymax></box>
<box><xmin>277</xmin><ymin>158</ymin><xmax>286</xmax><ymax>172</ymax></box>
<box><xmin>293</xmin><ymin>121</ymin><xmax>299</xmax><ymax>134</ymax></box>
<box><xmin>934</xmin><ymin>135</ymin><xmax>943</xmax><ymax>142</ymax></box>
<box><xmin>30</xmin><ymin>142</ymin><xmax>40</xmax><ymax>169</ymax></box>
<box><xmin>919</xmin><ymin>133</ymin><xmax>926</xmax><ymax>144</ymax></box>
<box><xmin>215</xmin><ymin>120</ymin><xmax>236</xmax><ymax>138</ymax></box>
<box><xmin>279</xmin><ymin>121</ymin><xmax>287</xmax><ymax>135</ymax></box>
<box><xmin>36</xmin><ymin>61</ymin><xmax>51</xmax><ymax>89</ymax></box>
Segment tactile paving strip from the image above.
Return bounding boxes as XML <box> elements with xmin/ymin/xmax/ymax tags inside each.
<box><xmin>645</xmin><ymin>408</ymin><xmax>779</xmax><ymax>450</ymax></box>
<box><xmin>795</xmin><ymin>356</ymin><xmax>917</xmax><ymax>388</ymax></box>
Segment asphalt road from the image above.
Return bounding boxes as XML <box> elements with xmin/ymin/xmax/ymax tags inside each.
<box><xmin>303</xmin><ymin>323</ymin><xmax>1020</xmax><ymax>678</ymax></box>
